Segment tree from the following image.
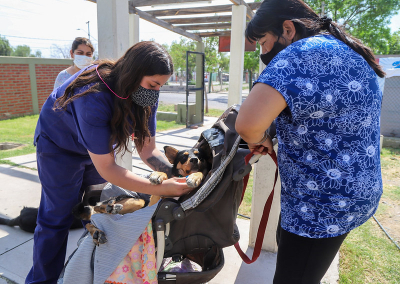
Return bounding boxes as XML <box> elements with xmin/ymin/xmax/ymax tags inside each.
<box><xmin>217</xmin><ymin>52</ymin><xmax>230</xmax><ymax>74</ymax></box>
<box><xmin>167</xmin><ymin>38</ymin><xmax>196</xmax><ymax>77</ymax></box>
<box><xmin>12</xmin><ymin>45</ymin><xmax>32</xmax><ymax>57</ymax></box>
<box><xmin>243</xmin><ymin>43</ymin><xmax>260</xmax><ymax>73</ymax></box>
<box><xmin>0</xmin><ymin>35</ymin><xmax>12</xmax><ymax>56</ymax></box>
<box><xmin>34</xmin><ymin>50</ymin><xmax>42</xmax><ymax>58</ymax></box>
<box><xmin>203</xmin><ymin>37</ymin><xmax>219</xmax><ymax>73</ymax></box>
<box><xmin>51</xmin><ymin>44</ymin><xmax>71</xmax><ymax>58</ymax></box>
<box><xmin>388</xmin><ymin>30</ymin><xmax>400</xmax><ymax>54</ymax></box>
<box><xmin>305</xmin><ymin>0</ymin><xmax>400</xmax><ymax>55</ymax></box>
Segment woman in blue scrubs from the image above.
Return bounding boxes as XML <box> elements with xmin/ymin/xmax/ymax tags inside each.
<box><xmin>26</xmin><ymin>41</ymin><xmax>191</xmax><ymax>284</ymax></box>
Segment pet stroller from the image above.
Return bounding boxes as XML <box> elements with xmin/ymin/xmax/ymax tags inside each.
<box><xmin>58</xmin><ymin>105</ymin><xmax>275</xmax><ymax>284</ymax></box>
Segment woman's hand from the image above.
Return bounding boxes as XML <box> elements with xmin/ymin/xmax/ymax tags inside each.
<box><xmin>248</xmin><ymin>135</ymin><xmax>274</xmax><ymax>155</ymax></box>
<box><xmin>88</xmin><ymin>150</ymin><xmax>191</xmax><ymax>197</ymax></box>
<box><xmin>156</xmin><ymin>177</ymin><xmax>193</xmax><ymax>197</ymax></box>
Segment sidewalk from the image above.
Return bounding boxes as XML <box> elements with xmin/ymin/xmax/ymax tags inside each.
<box><xmin>0</xmin><ymin>116</ymin><xmax>338</xmax><ymax>284</ymax></box>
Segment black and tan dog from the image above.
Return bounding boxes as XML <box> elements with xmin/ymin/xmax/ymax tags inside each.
<box><xmin>0</xmin><ymin>207</ymin><xmax>83</xmax><ymax>233</ymax></box>
<box><xmin>72</xmin><ymin>145</ymin><xmax>212</xmax><ymax>246</ymax></box>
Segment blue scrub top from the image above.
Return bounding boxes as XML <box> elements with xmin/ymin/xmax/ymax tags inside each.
<box><xmin>34</xmin><ymin>67</ymin><xmax>158</xmax><ymax>156</ymax></box>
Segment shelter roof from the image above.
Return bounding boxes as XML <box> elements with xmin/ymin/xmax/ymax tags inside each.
<box><xmin>88</xmin><ymin>0</ymin><xmax>260</xmax><ymax>42</ymax></box>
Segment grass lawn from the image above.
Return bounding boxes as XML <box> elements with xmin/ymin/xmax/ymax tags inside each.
<box><xmin>157</xmin><ymin>102</ymin><xmax>225</xmax><ymax>118</ymax></box>
<box><xmin>0</xmin><ymin>113</ymin><xmax>188</xmax><ymax>161</ymax></box>
<box><xmin>0</xmin><ymin>115</ymin><xmax>38</xmax><ymax>161</ymax></box>
<box><xmin>339</xmin><ymin>147</ymin><xmax>400</xmax><ymax>283</ymax></box>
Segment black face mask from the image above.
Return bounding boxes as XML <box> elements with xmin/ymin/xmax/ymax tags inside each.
<box><xmin>260</xmin><ymin>39</ymin><xmax>288</xmax><ymax>66</ymax></box>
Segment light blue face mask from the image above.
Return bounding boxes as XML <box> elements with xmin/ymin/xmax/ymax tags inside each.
<box><xmin>131</xmin><ymin>85</ymin><xmax>160</xmax><ymax>107</ymax></box>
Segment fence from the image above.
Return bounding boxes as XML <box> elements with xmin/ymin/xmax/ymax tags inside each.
<box><xmin>0</xmin><ymin>56</ymin><xmax>72</xmax><ymax>120</ymax></box>
<box><xmin>381</xmin><ymin>76</ymin><xmax>400</xmax><ymax>138</ymax></box>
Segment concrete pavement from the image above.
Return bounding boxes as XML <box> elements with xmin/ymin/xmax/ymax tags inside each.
<box><xmin>0</xmin><ymin>116</ymin><xmax>338</xmax><ymax>284</ymax></box>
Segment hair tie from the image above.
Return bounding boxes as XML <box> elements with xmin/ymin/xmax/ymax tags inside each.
<box><xmin>95</xmin><ymin>65</ymin><xmax>128</xmax><ymax>99</ymax></box>
<box><xmin>320</xmin><ymin>16</ymin><xmax>333</xmax><ymax>30</ymax></box>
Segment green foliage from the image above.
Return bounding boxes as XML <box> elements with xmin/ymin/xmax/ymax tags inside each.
<box><xmin>167</xmin><ymin>38</ymin><xmax>196</xmax><ymax>76</ymax></box>
<box><xmin>166</xmin><ymin>36</ymin><xmax>230</xmax><ymax>77</ymax></box>
<box><xmin>305</xmin><ymin>0</ymin><xmax>400</xmax><ymax>55</ymax></box>
<box><xmin>34</xmin><ymin>50</ymin><xmax>42</xmax><ymax>58</ymax></box>
<box><xmin>244</xmin><ymin>43</ymin><xmax>260</xmax><ymax>72</ymax></box>
<box><xmin>203</xmin><ymin>37</ymin><xmax>219</xmax><ymax>73</ymax></box>
<box><xmin>218</xmin><ymin>52</ymin><xmax>230</xmax><ymax>73</ymax></box>
<box><xmin>388</xmin><ymin>30</ymin><xmax>400</xmax><ymax>54</ymax></box>
<box><xmin>0</xmin><ymin>35</ymin><xmax>12</xmax><ymax>56</ymax></box>
<box><xmin>11</xmin><ymin>45</ymin><xmax>33</xmax><ymax>57</ymax></box>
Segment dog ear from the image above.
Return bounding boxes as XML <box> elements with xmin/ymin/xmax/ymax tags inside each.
<box><xmin>199</xmin><ymin>142</ymin><xmax>213</xmax><ymax>165</ymax></box>
<box><xmin>164</xmin><ymin>146</ymin><xmax>179</xmax><ymax>164</ymax></box>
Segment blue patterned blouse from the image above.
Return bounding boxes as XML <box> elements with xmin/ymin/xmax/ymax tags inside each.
<box><xmin>255</xmin><ymin>34</ymin><xmax>383</xmax><ymax>238</ymax></box>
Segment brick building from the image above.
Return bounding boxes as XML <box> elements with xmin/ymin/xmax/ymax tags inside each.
<box><xmin>0</xmin><ymin>56</ymin><xmax>72</xmax><ymax>120</ymax></box>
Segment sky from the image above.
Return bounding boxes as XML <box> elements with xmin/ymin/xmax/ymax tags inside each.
<box><xmin>1</xmin><ymin>0</ymin><xmax>400</xmax><ymax>58</ymax></box>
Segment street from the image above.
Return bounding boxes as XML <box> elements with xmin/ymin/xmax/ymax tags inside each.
<box><xmin>159</xmin><ymin>90</ymin><xmax>249</xmax><ymax>110</ymax></box>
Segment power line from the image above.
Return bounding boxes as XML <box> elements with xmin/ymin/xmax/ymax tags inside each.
<box><xmin>1</xmin><ymin>34</ymin><xmax>73</xmax><ymax>42</ymax></box>
<box><xmin>0</xmin><ymin>4</ymin><xmax>39</xmax><ymax>14</ymax></box>
<box><xmin>17</xmin><ymin>0</ymin><xmax>43</xmax><ymax>6</ymax></box>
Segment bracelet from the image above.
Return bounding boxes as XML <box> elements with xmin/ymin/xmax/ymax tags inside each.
<box><xmin>254</xmin><ymin>130</ymin><xmax>269</xmax><ymax>145</ymax></box>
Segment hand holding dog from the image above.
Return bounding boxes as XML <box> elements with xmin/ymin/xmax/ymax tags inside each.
<box><xmin>157</xmin><ymin>177</ymin><xmax>193</xmax><ymax>197</ymax></box>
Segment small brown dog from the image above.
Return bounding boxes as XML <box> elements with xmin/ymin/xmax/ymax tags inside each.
<box><xmin>72</xmin><ymin>145</ymin><xmax>212</xmax><ymax>245</ymax></box>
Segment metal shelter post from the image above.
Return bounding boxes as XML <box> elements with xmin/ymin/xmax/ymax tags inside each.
<box><xmin>185</xmin><ymin>51</ymin><xmax>205</xmax><ymax>128</ymax></box>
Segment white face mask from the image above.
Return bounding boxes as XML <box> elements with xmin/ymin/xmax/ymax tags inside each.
<box><xmin>73</xmin><ymin>54</ymin><xmax>92</xmax><ymax>69</ymax></box>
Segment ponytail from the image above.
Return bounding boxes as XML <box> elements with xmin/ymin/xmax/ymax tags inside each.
<box><xmin>320</xmin><ymin>16</ymin><xmax>385</xmax><ymax>78</ymax></box>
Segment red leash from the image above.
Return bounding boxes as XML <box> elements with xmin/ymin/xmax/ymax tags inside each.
<box><xmin>235</xmin><ymin>150</ymin><xmax>279</xmax><ymax>264</ymax></box>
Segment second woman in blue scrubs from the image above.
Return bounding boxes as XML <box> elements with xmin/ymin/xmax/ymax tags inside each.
<box><xmin>26</xmin><ymin>41</ymin><xmax>192</xmax><ymax>284</ymax></box>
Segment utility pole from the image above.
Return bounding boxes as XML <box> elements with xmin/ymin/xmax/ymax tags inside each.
<box><xmin>321</xmin><ymin>1</ymin><xmax>326</xmax><ymax>17</ymax></box>
<box><xmin>86</xmin><ymin>21</ymin><xmax>91</xmax><ymax>41</ymax></box>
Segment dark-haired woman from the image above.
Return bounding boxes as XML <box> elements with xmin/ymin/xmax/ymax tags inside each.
<box><xmin>26</xmin><ymin>41</ymin><xmax>191</xmax><ymax>284</ymax></box>
<box><xmin>235</xmin><ymin>1</ymin><xmax>384</xmax><ymax>283</ymax></box>
<box><xmin>54</xmin><ymin>37</ymin><xmax>94</xmax><ymax>89</ymax></box>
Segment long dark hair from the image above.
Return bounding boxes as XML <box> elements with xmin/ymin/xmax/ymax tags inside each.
<box><xmin>246</xmin><ymin>0</ymin><xmax>385</xmax><ymax>78</ymax></box>
<box><xmin>54</xmin><ymin>41</ymin><xmax>173</xmax><ymax>154</ymax></box>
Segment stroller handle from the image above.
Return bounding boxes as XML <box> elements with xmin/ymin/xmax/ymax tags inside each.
<box><xmin>232</xmin><ymin>138</ymin><xmax>278</xmax><ymax>181</ymax></box>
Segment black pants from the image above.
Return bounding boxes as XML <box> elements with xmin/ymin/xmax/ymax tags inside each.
<box><xmin>273</xmin><ymin>219</ymin><xmax>348</xmax><ymax>284</ymax></box>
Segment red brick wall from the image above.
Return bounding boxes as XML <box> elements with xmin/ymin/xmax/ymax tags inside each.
<box><xmin>36</xmin><ymin>64</ymin><xmax>70</xmax><ymax>111</ymax></box>
<box><xmin>0</xmin><ymin>61</ymin><xmax>70</xmax><ymax>119</ymax></box>
<box><xmin>0</xmin><ymin>64</ymin><xmax>32</xmax><ymax>119</ymax></box>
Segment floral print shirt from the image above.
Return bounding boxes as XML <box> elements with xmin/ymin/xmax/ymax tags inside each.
<box><xmin>255</xmin><ymin>34</ymin><xmax>382</xmax><ymax>238</ymax></box>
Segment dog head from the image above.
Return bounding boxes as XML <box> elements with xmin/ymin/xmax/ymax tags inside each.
<box><xmin>164</xmin><ymin>145</ymin><xmax>211</xmax><ymax>178</ymax></box>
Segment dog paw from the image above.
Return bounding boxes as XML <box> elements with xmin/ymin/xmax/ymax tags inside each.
<box><xmin>92</xmin><ymin>229</ymin><xmax>107</xmax><ymax>246</ymax></box>
<box><xmin>149</xmin><ymin>171</ymin><xmax>168</xmax><ymax>185</ymax></box>
<box><xmin>106</xmin><ymin>200</ymin><xmax>123</xmax><ymax>214</ymax></box>
<box><xmin>186</xmin><ymin>172</ymin><xmax>204</xmax><ymax>188</ymax></box>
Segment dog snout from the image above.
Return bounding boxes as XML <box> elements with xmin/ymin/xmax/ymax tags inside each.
<box><xmin>190</xmin><ymin>158</ymin><xmax>198</xmax><ymax>164</ymax></box>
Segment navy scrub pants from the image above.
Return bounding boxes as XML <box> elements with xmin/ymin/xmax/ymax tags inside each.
<box><xmin>25</xmin><ymin>136</ymin><xmax>105</xmax><ymax>284</ymax></box>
